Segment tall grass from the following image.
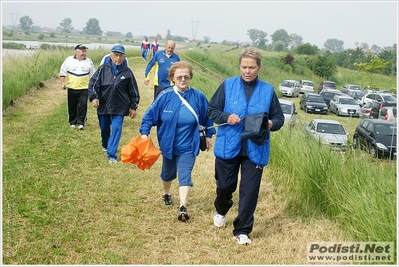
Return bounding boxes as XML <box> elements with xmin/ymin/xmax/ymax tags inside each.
<box><xmin>270</xmin><ymin>126</ymin><xmax>396</xmax><ymax>242</ymax></box>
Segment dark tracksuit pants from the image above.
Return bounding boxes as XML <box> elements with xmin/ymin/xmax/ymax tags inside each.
<box><xmin>154</xmin><ymin>85</ymin><xmax>166</xmax><ymax>100</ymax></box>
<box><xmin>67</xmin><ymin>89</ymin><xmax>88</xmax><ymax>126</ymax></box>
<box><xmin>214</xmin><ymin>156</ymin><xmax>263</xmax><ymax>237</ymax></box>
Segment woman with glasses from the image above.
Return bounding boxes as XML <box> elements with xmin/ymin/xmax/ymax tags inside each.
<box><xmin>139</xmin><ymin>61</ymin><xmax>216</xmax><ymax>222</ymax></box>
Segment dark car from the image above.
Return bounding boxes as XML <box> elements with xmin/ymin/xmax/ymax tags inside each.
<box><xmin>319</xmin><ymin>89</ymin><xmax>345</xmax><ymax>108</ymax></box>
<box><xmin>318</xmin><ymin>81</ymin><xmax>337</xmax><ymax>93</ymax></box>
<box><xmin>299</xmin><ymin>92</ymin><xmax>328</xmax><ymax>114</ymax></box>
<box><xmin>353</xmin><ymin>118</ymin><xmax>397</xmax><ymax>159</ymax></box>
<box><xmin>369</xmin><ymin>101</ymin><xmax>397</xmax><ymax>119</ymax></box>
<box><xmin>348</xmin><ymin>90</ymin><xmax>365</xmax><ymax>106</ymax></box>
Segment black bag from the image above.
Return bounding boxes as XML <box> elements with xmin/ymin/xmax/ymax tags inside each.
<box><xmin>199</xmin><ymin>126</ymin><xmax>207</xmax><ymax>151</ymax></box>
<box><xmin>240</xmin><ymin>112</ymin><xmax>269</xmax><ymax>146</ymax></box>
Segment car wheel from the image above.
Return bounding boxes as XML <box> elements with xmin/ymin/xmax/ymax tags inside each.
<box><xmin>370</xmin><ymin>146</ymin><xmax>377</xmax><ymax>158</ymax></box>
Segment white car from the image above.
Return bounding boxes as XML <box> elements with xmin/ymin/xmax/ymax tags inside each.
<box><xmin>329</xmin><ymin>95</ymin><xmax>361</xmax><ymax>117</ymax></box>
<box><xmin>299</xmin><ymin>80</ymin><xmax>315</xmax><ymax>94</ymax></box>
<box><xmin>305</xmin><ymin>119</ymin><xmax>348</xmax><ymax>151</ymax></box>
<box><xmin>278</xmin><ymin>99</ymin><xmax>297</xmax><ymax>127</ymax></box>
<box><xmin>278</xmin><ymin>80</ymin><xmax>301</xmax><ymax>97</ymax></box>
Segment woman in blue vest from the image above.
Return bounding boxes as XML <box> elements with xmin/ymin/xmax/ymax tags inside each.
<box><xmin>207</xmin><ymin>47</ymin><xmax>284</xmax><ymax>245</ymax></box>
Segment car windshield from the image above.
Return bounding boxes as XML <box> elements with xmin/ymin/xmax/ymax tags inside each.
<box><xmin>308</xmin><ymin>96</ymin><xmax>324</xmax><ymax>103</ymax></box>
<box><xmin>374</xmin><ymin>124</ymin><xmax>397</xmax><ymax>136</ymax></box>
<box><xmin>303</xmin><ymin>82</ymin><xmax>313</xmax><ymax>86</ymax></box>
<box><xmin>317</xmin><ymin>123</ymin><xmax>346</xmax><ymax>134</ymax></box>
<box><xmin>354</xmin><ymin>92</ymin><xmax>365</xmax><ymax>99</ymax></box>
<box><xmin>382</xmin><ymin>95</ymin><xmax>396</xmax><ymax>102</ymax></box>
<box><xmin>350</xmin><ymin>85</ymin><xmax>361</xmax><ymax>90</ymax></box>
<box><xmin>280</xmin><ymin>104</ymin><xmax>292</xmax><ymax>114</ymax></box>
<box><xmin>282</xmin><ymin>81</ymin><xmax>295</xmax><ymax>88</ymax></box>
<box><xmin>339</xmin><ymin>98</ymin><xmax>357</xmax><ymax>105</ymax></box>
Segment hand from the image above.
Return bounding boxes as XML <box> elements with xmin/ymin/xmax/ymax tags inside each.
<box><xmin>92</xmin><ymin>99</ymin><xmax>99</xmax><ymax>108</ymax></box>
<box><xmin>268</xmin><ymin>119</ymin><xmax>273</xmax><ymax>130</ymax></box>
<box><xmin>129</xmin><ymin>109</ymin><xmax>137</xmax><ymax>119</ymax></box>
<box><xmin>205</xmin><ymin>137</ymin><xmax>212</xmax><ymax>151</ymax></box>
<box><xmin>227</xmin><ymin>114</ymin><xmax>241</xmax><ymax>125</ymax></box>
<box><xmin>141</xmin><ymin>134</ymin><xmax>148</xmax><ymax>139</ymax></box>
<box><xmin>144</xmin><ymin>79</ymin><xmax>150</xmax><ymax>86</ymax></box>
<box><xmin>62</xmin><ymin>85</ymin><xmax>67</xmax><ymax>90</ymax></box>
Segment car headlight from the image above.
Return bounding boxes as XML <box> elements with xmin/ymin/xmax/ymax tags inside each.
<box><xmin>376</xmin><ymin>142</ymin><xmax>388</xmax><ymax>150</ymax></box>
<box><xmin>307</xmin><ymin>105</ymin><xmax>313</xmax><ymax>108</ymax></box>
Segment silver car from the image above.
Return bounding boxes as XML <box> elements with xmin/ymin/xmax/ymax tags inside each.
<box><xmin>299</xmin><ymin>80</ymin><xmax>315</xmax><ymax>94</ymax></box>
<box><xmin>278</xmin><ymin>99</ymin><xmax>297</xmax><ymax>127</ymax></box>
<box><xmin>329</xmin><ymin>95</ymin><xmax>361</xmax><ymax>117</ymax></box>
<box><xmin>278</xmin><ymin>80</ymin><xmax>301</xmax><ymax>97</ymax></box>
<box><xmin>305</xmin><ymin>119</ymin><xmax>348</xmax><ymax>151</ymax></box>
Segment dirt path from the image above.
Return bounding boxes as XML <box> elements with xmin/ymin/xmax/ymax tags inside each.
<box><xmin>3</xmin><ymin>57</ymin><xmax>345</xmax><ymax>264</ymax></box>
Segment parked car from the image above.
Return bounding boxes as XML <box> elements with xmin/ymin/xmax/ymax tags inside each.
<box><xmin>348</xmin><ymin>90</ymin><xmax>365</xmax><ymax>106</ymax></box>
<box><xmin>352</xmin><ymin>118</ymin><xmax>396</xmax><ymax>159</ymax></box>
<box><xmin>318</xmin><ymin>81</ymin><xmax>337</xmax><ymax>93</ymax></box>
<box><xmin>279</xmin><ymin>79</ymin><xmax>301</xmax><ymax>97</ymax></box>
<box><xmin>305</xmin><ymin>119</ymin><xmax>348</xmax><ymax>151</ymax></box>
<box><xmin>299</xmin><ymin>93</ymin><xmax>328</xmax><ymax>114</ymax></box>
<box><xmin>299</xmin><ymin>80</ymin><xmax>315</xmax><ymax>94</ymax></box>
<box><xmin>319</xmin><ymin>89</ymin><xmax>345</xmax><ymax>108</ymax></box>
<box><xmin>340</xmin><ymin>84</ymin><xmax>361</xmax><ymax>94</ymax></box>
<box><xmin>379</xmin><ymin>106</ymin><xmax>397</xmax><ymax>124</ymax></box>
<box><xmin>278</xmin><ymin>99</ymin><xmax>297</xmax><ymax>127</ymax></box>
<box><xmin>362</xmin><ymin>92</ymin><xmax>397</xmax><ymax>105</ymax></box>
<box><xmin>359</xmin><ymin>102</ymin><xmax>373</xmax><ymax>118</ymax></box>
<box><xmin>369</xmin><ymin>101</ymin><xmax>397</xmax><ymax>119</ymax></box>
<box><xmin>329</xmin><ymin>95</ymin><xmax>361</xmax><ymax>117</ymax></box>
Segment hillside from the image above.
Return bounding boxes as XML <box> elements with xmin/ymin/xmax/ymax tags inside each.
<box><xmin>2</xmin><ymin>54</ymin><xmax>351</xmax><ymax>264</ymax></box>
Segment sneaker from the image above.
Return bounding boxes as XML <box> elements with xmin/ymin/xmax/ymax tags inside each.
<box><xmin>162</xmin><ymin>194</ymin><xmax>172</xmax><ymax>206</ymax></box>
<box><xmin>234</xmin><ymin>234</ymin><xmax>252</xmax><ymax>245</ymax></box>
<box><xmin>70</xmin><ymin>124</ymin><xmax>76</xmax><ymax>129</ymax></box>
<box><xmin>213</xmin><ymin>213</ymin><xmax>226</xmax><ymax>227</ymax></box>
<box><xmin>177</xmin><ymin>206</ymin><xmax>189</xmax><ymax>221</ymax></box>
<box><xmin>102</xmin><ymin>147</ymin><xmax>107</xmax><ymax>152</ymax></box>
<box><xmin>108</xmin><ymin>158</ymin><xmax>118</xmax><ymax>164</ymax></box>
<box><xmin>78</xmin><ymin>125</ymin><xmax>84</xmax><ymax>130</ymax></box>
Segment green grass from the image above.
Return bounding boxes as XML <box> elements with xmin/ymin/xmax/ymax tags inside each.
<box><xmin>2</xmin><ymin>44</ymin><xmax>397</xmax><ymax>264</ymax></box>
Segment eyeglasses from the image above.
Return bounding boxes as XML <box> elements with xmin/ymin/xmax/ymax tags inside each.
<box><xmin>175</xmin><ymin>76</ymin><xmax>191</xmax><ymax>81</ymax></box>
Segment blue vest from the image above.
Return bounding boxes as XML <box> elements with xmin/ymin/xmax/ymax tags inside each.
<box><xmin>214</xmin><ymin>76</ymin><xmax>274</xmax><ymax>166</ymax></box>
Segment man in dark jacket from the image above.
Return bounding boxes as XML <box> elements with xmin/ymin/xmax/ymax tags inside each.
<box><xmin>88</xmin><ymin>44</ymin><xmax>140</xmax><ymax>163</ymax></box>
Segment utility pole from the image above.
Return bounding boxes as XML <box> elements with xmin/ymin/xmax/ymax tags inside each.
<box><xmin>10</xmin><ymin>12</ymin><xmax>19</xmax><ymax>27</ymax></box>
<box><xmin>191</xmin><ymin>18</ymin><xmax>200</xmax><ymax>40</ymax></box>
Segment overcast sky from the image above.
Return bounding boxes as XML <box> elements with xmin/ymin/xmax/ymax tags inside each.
<box><xmin>2</xmin><ymin>1</ymin><xmax>398</xmax><ymax>49</ymax></box>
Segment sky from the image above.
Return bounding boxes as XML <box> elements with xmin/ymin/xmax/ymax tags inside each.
<box><xmin>1</xmin><ymin>0</ymin><xmax>398</xmax><ymax>49</ymax></box>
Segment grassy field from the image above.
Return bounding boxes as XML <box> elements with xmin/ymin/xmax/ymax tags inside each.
<box><xmin>2</xmin><ymin>42</ymin><xmax>397</xmax><ymax>264</ymax></box>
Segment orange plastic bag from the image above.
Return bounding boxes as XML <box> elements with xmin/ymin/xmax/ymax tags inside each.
<box><xmin>121</xmin><ymin>136</ymin><xmax>162</xmax><ymax>170</ymax></box>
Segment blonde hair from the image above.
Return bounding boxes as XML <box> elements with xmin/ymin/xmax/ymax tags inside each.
<box><xmin>168</xmin><ymin>61</ymin><xmax>193</xmax><ymax>80</ymax></box>
<box><xmin>239</xmin><ymin>47</ymin><xmax>262</xmax><ymax>67</ymax></box>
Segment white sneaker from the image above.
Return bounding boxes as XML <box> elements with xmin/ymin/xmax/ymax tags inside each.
<box><xmin>102</xmin><ymin>147</ymin><xmax>107</xmax><ymax>152</ymax></box>
<box><xmin>213</xmin><ymin>213</ymin><xmax>226</xmax><ymax>227</ymax></box>
<box><xmin>108</xmin><ymin>158</ymin><xmax>118</xmax><ymax>164</ymax></box>
<box><xmin>70</xmin><ymin>124</ymin><xmax>76</xmax><ymax>129</ymax></box>
<box><xmin>78</xmin><ymin>125</ymin><xmax>84</xmax><ymax>130</ymax></box>
<box><xmin>234</xmin><ymin>234</ymin><xmax>252</xmax><ymax>245</ymax></box>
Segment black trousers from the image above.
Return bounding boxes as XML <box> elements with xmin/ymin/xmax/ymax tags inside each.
<box><xmin>154</xmin><ymin>85</ymin><xmax>166</xmax><ymax>100</ymax></box>
<box><xmin>214</xmin><ymin>156</ymin><xmax>264</xmax><ymax>236</ymax></box>
<box><xmin>67</xmin><ymin>89</ymin><xmax>88</xmax><ymax>126</ymax></box>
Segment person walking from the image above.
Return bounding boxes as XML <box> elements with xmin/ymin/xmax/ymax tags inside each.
<box><xmin>139</xmin><ymin>61</ymin><xmax>215</xmax><ymax>222</ymax></box>
<box><xmin>144</xmin><ymin>40</ymin><xmax>180</xmax><ymax>100</ymax></box>
<box><xmin>88</xmin><ymin>44</ymin><xmax>140</xmax><ymax>163</ymax></box>
<box><xmin>141</xmin><ymin>37</ymin><xmax>151</xmax><ymax>61</ymax></box>
<box><xmin>60</xmin><ymin>44</ymin><xmax>95</xmax><ymax>130</ymax></box>
<box><xmin>150</xmin><ymin>38</ymin><xmax>160</xmax><ymax>58</ymax></box>
<box><xmin>207</xmin><ymin>47</ymin><xmax>284</xmax><ymax>245</ymax></box>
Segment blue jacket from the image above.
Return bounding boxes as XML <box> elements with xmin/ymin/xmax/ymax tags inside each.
<box><xmin>144</xmin><ymin>51</ymin><xmax>180</xmax><ymax>87</ymax></box>
<box><xmin>211</xmin><ymin>76</ymin><xmax>283</xmax><ymax>166</ymax></box>
<box><xmin>140</xmin><ymin>87</ymin><xmax>216</xmax><ymax>159</ymax></box>
<box><xmin>88</xmin><ymin>60</ymin><xmax>140</xmax><ymax>115</ymax></box>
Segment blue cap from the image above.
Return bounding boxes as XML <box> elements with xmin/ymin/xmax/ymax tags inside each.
<box><xmin>112</xmin><ymin>44</ymin><xmax>125</xmax><ymax>54</ymax></box>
